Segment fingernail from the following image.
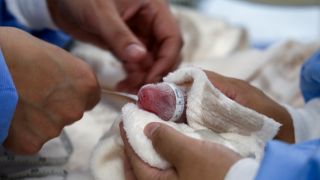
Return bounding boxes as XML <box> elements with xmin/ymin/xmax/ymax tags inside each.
<box><xmin>144</xmin><ymin>123</ymin><xmax>160</xmax><ymax>138</ymax></box>
<box><xmin>125</xmin><ymin>44</ymin><xmax>146</xmax><ymax>62</ymax></box>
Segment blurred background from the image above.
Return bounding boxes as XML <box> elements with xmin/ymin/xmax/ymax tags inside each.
<box><xmin>170</xmin><ymin>0</ymin><xmax>320</xmax><ymax>48</ymax></box>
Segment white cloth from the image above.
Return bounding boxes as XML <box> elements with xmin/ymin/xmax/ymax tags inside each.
<box><xmin>91</xmin><ymin>67</ymin><xmax>280</xmax><ymax>179</ymax></box>
<box><xmin>5</xmin><ymin>0</ymin><xmax>57</xmax><ymax>30</ymax></box>
<box><xmin>163</xmin><ymin>67</ymin><xmax>280</xmax><ymax>144</ymax></box>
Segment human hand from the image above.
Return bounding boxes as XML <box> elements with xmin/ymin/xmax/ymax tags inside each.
<box><xmin>204</xmin><ymin>70</ymin><xmax>295</xmax><ymax>143</ymax></box>
<box><xmin>0</xmin><ymin>27</ymin><xmax>100</xmax><ymax>154</ymax></box>
<box><xmin>120</xmin><ymin>122</ymin><xmax>241</xmax><ymax>180</ymax></box>
<box><xmin>47</xmin><ymin>0</ymin><xmax>183</xmax><ymax>92</ymax></box>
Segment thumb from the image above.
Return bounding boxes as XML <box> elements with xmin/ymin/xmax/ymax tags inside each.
<box><xmin>98</xmin><ymin>9</ymin><xmax>146</xmax><ymax>62</ymax></box>
<box><xmin>144</xmin><ymin>122</ymin><xmax>190</xmax><ymax>168</ymax></box>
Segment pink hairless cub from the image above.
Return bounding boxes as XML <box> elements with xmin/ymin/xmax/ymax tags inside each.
<box><xmin>137</xmin><ymin>83</ymin><xmax>187</xmax><ymax>123</ymax></box>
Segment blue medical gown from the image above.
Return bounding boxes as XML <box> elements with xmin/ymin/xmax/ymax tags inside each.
<box><xmin>0</xmin><ymin>0</ymin><xmax>70</xmax><ymax>144</ymax></box>
<box><xmin>0</xmin><ymin>50</ymin><xmax>18</xmax><ymax>144</ymax></box>
<box><xmin>256</xmin><ymin>50</ymin><xmax>320</xmax><ymax>180</ymax></box>
<box><xmin>0</xmin><ymin>0</ymin><xmax>70</xmax><ymax>47</ymax></box>
<box><xmin>256</xmin><ymin>140</ymin><xmax>320</xmax><ymax>180</ymax></box>
<box><xmin>301</xmin><ymin>50</ymin><xmax>320</xmax><ymax>102</ymax></box>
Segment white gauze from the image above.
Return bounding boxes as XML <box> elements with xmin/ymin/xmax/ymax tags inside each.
<box><xmin>91</xmin><ymin>106</ymin><xmax>204</xmax><ymax>180</ymax></box>
<box><xmin>91</xmin><ymin>67</ymin><xmax>281</xmax><ymax>179</ymax></box>
<box><xmin>163</xmin><ymin>67</ymin><xmax>281</xmax><ymax>143</ymax></box>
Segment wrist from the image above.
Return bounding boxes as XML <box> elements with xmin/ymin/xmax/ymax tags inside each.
<box><xmin>221</xmin><ymin>158</ymin><xmax>242</xmax><ymax>180</ymax></box>
<box><xmin>213</xmin><ymin>145</ymin><xmax>242</xmax><ymax>180</ymax></box>
<box><xmin>225</xmin><ymin>158</ymin><xmax>259</xmax><ymax>180</ymax></box>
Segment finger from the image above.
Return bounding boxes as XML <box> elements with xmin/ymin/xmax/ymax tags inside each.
<box><xmin>119</xmin><ymin>123</ymin><xmax>177</xmax><ymax>180</ymax></box>
<box><xmin>97</xmin><ymin>3</ymin><xmax>147</xmax><ymax>63</ymax></box>
<box><xmin>123</xmin><ymin>63</ymin><xmax>143</xmax><ymax>73</ymax></box>
<box><xmin>49</xmin><ymin>17</ymin><xmax>111</xmax><ymax>50</ymax></box>
<box><xmin>116</xmin><ymin>71</ymin><xmax>146</xmax><ymax>93</ymax></box>
<box><xmin>145</xmin><ymin>2</ymin><xmax>183</xmax><ymax>83</ymax></box>
<box><xmin>123</xmin><ymin>154</ymin><xmax>138</xmax><ymax>180</ymax></box>
<box><xmin>144</xmin><ymin>122</ymin><xmax>191</xmax><ymax>169</ymax></box>
<box><xmin>146</xmin><ymin>36</ymin><xmax>182</xmax><ymax>83</ymax></box>
<box><xmin>123</xmin><ymin>53</ymin><xmax>154</xmax><ymax>72</ymax></box>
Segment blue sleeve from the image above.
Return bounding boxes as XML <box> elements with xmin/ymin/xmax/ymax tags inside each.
<box><xmin>0</xmin><ymin>0</ymin><xmax>71</xmax><ymax>48</ymax></box>
<box><xmin>255</xmin><ymin>139</ymin><xmax>320</xmax><ymax>180</ymax></box>
<box><xmin>0</xmin><ymin>49</ymin><xmax>18</xmax><ymax>144</ymax></box>
<box><xmin>300</xmin><ymin>50</ymin><xmax>320</xmax><ymax>102</ymax></box>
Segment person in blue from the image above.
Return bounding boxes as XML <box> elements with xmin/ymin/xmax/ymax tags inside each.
<box><xmin>0</xmin><ymin>0</ymin><xmax>182</xmax><ymax>154</ymax></box>
<box><xmin>122</xmin><ymin>50</ymin><xmax>320</xmax><ymax>179</ymax></box>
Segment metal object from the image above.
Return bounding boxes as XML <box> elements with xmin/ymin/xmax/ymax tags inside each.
<box><xmin>100</xmin><ymin>89</ymin><xmax>137</xmax><ymax>111</ymax></box>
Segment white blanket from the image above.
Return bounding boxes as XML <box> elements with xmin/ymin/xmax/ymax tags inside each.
<box><xmin>91</xmin><ymin>67</ymin><xmax>280</xmax><ymax>180</ymax></box>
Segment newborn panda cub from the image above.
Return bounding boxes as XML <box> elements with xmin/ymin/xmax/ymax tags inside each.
<box><xmin>137</xmin><ymin>82</ymin><xmax>187</xmax><ymax>123</ymax></box>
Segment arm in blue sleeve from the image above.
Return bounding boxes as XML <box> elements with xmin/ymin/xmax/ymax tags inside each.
<box><xmin>0</xmin><ymin>49</ymin><xmax>18</xmax><ymax>144</ymax></box>
<box><xmin>256</xmin><ymin>50</ymin><xmax>320</xmax><ymax>179</ymax></box>
<box><xmin>255</xmin><ymin>139</ymin><xmax>320</xmax><ymax>180</ymax></box>
<box><xmin>300</xmin><ymin>50</ymin><xmax>320</xmax><ymax>102</ymax></box>
<box><xmin>0</xmin><ymin>0</ymin><xmax>70</xmax><ymax>48</ymax></box>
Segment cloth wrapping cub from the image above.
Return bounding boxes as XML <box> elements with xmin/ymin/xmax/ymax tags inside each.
<box><xmin>91</xmin><ymin>67</ymin><xmax>280</xmax><ymax>180</ymax></box>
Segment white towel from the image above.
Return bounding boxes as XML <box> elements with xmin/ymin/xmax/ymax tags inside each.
<box><xmin>91</xmin><ymin>67</ymin><xmax>280</xmax><ymax>180</ymax></box>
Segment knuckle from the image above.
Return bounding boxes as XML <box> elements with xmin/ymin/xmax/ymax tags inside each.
<box><xmin>110</xmin><ymin>28</ymin><xmax>133</xmax><ymax>44</ymax></box>
<box><xmin>79</xmin><ymin>65</ymin><xmax>101</xmax><ymax>109</ymax></box>
<box><xmin>64</xmin><ymin>106</ymin><xmax>84</xmax><ymax>123</ymax></box>
<box><xmin>80</xmin><ymin>64</ymin><xmax>100</xmax><ymax>95</ymax></box>
<box><xmin>22</xmin><ymin>139</ymin><xmax>44</xmax><ymax>155</ymax></box>
<box><xmin>70</xmin><ymin>60</ymin><xmax>101</xmax><ymax>108</ymax></box>
<box><xmin>71</xmin><ymin>107</ymin><xmax>85</xmax><ymax>120</ymax></box>
<box><xmin>47</xmin><ymin>125</ymin><xmax>63</xmax><ymax>139</ymax></box>
<box><xmin>55</xmin><ymin>100</ymin><xmax>85</xmax><ymax>124</ymax></box>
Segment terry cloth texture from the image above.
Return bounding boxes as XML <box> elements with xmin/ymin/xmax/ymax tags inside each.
<box><xmin>91</xmin><ymin>67</ymin><xmax>280</xmax><ymax>180</ymax></box>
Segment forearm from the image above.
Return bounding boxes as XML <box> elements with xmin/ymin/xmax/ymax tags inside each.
<box><xmin>0</xmin><ymin>47</ymin><xmax>18</xmax><ymax>144</ymax></box>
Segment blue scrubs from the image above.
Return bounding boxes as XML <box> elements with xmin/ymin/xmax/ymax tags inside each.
<box><xmin>300</xmin><ymin>50</ymin><xmax>320</xmax><ymax>102</ymax></box>
<box><xmin>256</xmin><ymin>140</ymin><xmax>320</xmax><ymax>180</ymax></box>
<box><xmin>0</xmin><ymin>50</ymin><xmax>18</xmax><ymax>144</ymax></box>
<box><xmin>0</xmin><ymin>0</ymin><xmax>70</xmax><ymax>144</ymax></box>
<box><xmin>256</xmin><ymin>50</ymin><xmax>320</xmax><ymax>180</ymax></box>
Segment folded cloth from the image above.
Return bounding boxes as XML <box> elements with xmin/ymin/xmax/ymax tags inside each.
<box><xmin>91</xmin><ymin>67</ymin><xmax>280</xmax><ymax>180</ymax></box>
<box><xmin>164</xmin><ymin>67</ymin><xmax>280</xmax><ymax>142</ymax></box>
